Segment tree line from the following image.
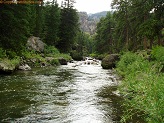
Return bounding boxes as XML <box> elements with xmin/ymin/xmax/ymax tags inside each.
<box><xmin>1</xmin><ymin>0</ymin><xmax>163</xmax><ymax>60</ymax></box>
<box><xmin>0</xmin><ymin>0</ymin><xmax>93</xmax><ymax>60</ymax></box>
<box><xmin>93</xmin><ymin>0</ymin><xmax>164</xmax><ymax>55</ymax></box>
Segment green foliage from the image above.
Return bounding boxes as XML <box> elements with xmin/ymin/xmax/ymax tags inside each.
<box><xmin>72</xmin><ymin>31</ymin><xmax>93</xmax><ymax>60</ymax></box>
<box><xmin>90</xmin><ymin>53</ymin><xmax>107</xmax><ymax>60</ymax></box>
<box><xmin>117</xmin><ymin>51</ymin><xmax>164</xmax><ymax>123</ymax></box>
<box><xmin>6</xmin><ymin>50</ymin><xmax>17</xmax><ymax>59</ymax></box>
<box><xmin>111</xmin><ymin>0</ymin><xmax>164</xmax><ymax>51</ymax></box>
<box><xmin>10</xmin><ymin>57</ymin><xmax>20</xmax><ymax>67</ymax></box>
<box><xmin>49</xmin><ymin>58</ymin><xmax>60</xmax><ymax>65</ymax></box>
<box><xmin>0</xmin><ymin>4</ymin><xmax>30</xmax><ymax>54</ymax></box>
<box><xmin>44</xmin><ymin>2</ymin><xmax>60</xmax><ymax>46</ymax></box>
<box><xmin>151</xmin><ymin>46</ymin><xmax>164</xmax><ymax>63</ymax></box>
<box><xmin>71</xmin><ymin>50</ymin><xmax>83</xmax><ymax>61</ymax></box>
<box><xmin>0</xmin><ymin>48</ymin><xmax>6</xmax><ymax>59</ymax></box>
<box><xmin>116</xmin><ymin>52</ymin><xmax>144</xmax><ymax>76</ymax></box>
<box><xmin>55</xmin><ymin>53</ymin><xmax>72</xmax><ymax>61</ymax></box>
<box><xmin>94</xmin><ymin>12</ymin><xmax>114</xmax><ymax>54</ymax></box>
<box><xmin>57</xmin><ymin>7</ymin><xmax>79</xmax><ymax>53</ymax></box>
<box><xmin>44</xmin><ymin>45</ymin><xmax>60</xmax><ymax>56</ymax></box>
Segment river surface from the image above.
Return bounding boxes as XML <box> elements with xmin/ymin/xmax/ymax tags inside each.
<box><xmin>0</xmin><ymin>63</ymin><xmax>123</xmax><ymax>123</ymax></box>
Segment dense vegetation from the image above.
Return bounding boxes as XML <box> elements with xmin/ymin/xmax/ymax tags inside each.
<box><xmin>116</xmin><ymin>47</ymin><xmax>164</xmax><ymax>122</ymax></box>
<box><xmin>0</xmin><ymin>0</ymin><xmax>92</xmax><ymax>65</ymax></box>
<box><xmin>93</xmin><ymin>0</ymin><xmax>163</xmax><ymax>55</ymax></box>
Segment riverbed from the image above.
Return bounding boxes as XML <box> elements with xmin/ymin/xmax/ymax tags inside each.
<box><xmin>0</xmin><ymin>63</ymin><xmax>123</xmax><ymax>122</ymax></box>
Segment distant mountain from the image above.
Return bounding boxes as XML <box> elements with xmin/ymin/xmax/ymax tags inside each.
<box><xmin>88</xmin><ymin>11</ymin><xmax>108</xmax><ymax>21</ymax></box>
<box><xmin>78</xmin><ymin>11</ymin><xmax>108</xmax><ymax>35</ymax></box>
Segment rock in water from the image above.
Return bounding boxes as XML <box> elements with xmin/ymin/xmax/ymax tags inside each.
<box><xmin>101</xmin><ymin>54</ymin><xmax>120</xmax><ymax>69</ymax></box>
<box><xmin>58</xmin><ymin>57</ymin><xmax>67</xmax><ymax>65</ymax></box>
<box><xmin>0</xmin><ymin>62</ymin><xmax>16</xmax><ymax>73</ymax></box>
<box><xmin>18</xmin><ymin>64</ymin><xmax>31</xmax><ymax>71</ymax></box>
<box><xmin>27</xmin><ymin>36</ymin><xmax>45</xmax><ymax>52</ymax></box>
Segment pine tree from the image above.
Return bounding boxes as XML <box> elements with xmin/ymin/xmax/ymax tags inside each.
<box><xmin>44</xmin><ymin>1</ymin><xmax>60</xmax><ymax>46</ymax></box>
<box><xmin>0</xmin><ymin>4</ymin><xmax>30</xmax><ymax>56</ymax></box>
<box><xmin>57</xmin><ymin>1</ymin><xmax>79</xmax><ymax>53</ymax></box>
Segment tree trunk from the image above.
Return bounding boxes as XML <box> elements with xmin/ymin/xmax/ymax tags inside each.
<box><xmin>126</xmin><ymin>28</ymin><xmax>129</xmax><ymax>49</ymax></box>
<box><xmin>143</xmin><ymin>37</ymin><xmax>147</xmax><ymax>49</ymax></box>
<box><xmin>150</xmin><ymin>39</ymin><xmax>153</xmax><ymax>49</ymax></box>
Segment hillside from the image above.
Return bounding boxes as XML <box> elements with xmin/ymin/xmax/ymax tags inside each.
<box><xmin>78</xmin><ymin>11</ymin><xmax>108</xmax><ymax>35</ymax></box>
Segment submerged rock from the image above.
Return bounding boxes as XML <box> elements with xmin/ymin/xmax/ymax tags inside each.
<box><xmin>101</xmin><ymin>54</ymin><xmax>120</xmax><ymax>69</ymax></box>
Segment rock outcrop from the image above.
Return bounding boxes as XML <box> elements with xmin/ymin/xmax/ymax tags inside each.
<box><xmin>27</xmin><ymin>36</ymin><xmax>45</xmax><ymax>52</ymax></box>
<box><xmin>101</xmin><ymin>54</ymin><xmax>120</xmax><ymax>69</ymax></box>
<box><xmin>78</xmin><ymin>11</ymin><xmax>108</xmax><ymax>35</ymax></box>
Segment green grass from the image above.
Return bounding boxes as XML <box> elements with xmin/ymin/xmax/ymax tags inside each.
<box><xmin>116</xmin><ymin>47</ymin><xmax>164</xmax><ymax>123</ymax></box>
<box><xmin>21</xmin><ymin>46</ymin><xmax>72</xmax><ymax>66</ymax></box>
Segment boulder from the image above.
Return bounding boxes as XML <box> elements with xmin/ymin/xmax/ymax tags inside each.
<box><xmin>0</xmin><ymin>62</ymin><xmax>16</xmax><ymax>73</ymax></box>
<box><xmin>58</xmin><ymin>57</ymin><xmax>67</xmax><ymax>65</ymax></box>
<box><xmin>101</xmin><ymin>54</ymin><xmax>120</xmax><ymax>69</ymax></box>
<box><xmin>18</xmin><ymin>64</ymin><xmax>31</xmax><ymax>71</ymax></box>
<box><xmin>27</xmin><ymin>36</ymin><xmax>45</xmax><ymax>52</ymax></box>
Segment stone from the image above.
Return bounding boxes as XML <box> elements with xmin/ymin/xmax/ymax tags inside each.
<box><xmin>58</xmin><ymin>57</ymin><xmax>67</xmax><ymax>65</ymax></box>
<box><xmin>27</xmin><ymin>36</ymin><xmax>45</xmax><ymax>52</ymax></box>
<box><xmin>101</xmin><ymin>54</ymin><xmax>120</xmax><ymax>69</ymax></box>
<box><xmin>0</xmin><ymin>62</ymin><xmax>15</xmax><ymax>73</ymax></box>
<box><xmin>18</xmin><ymin>64</ymin><xmax>31</xmax><ymax>71</ymax></box>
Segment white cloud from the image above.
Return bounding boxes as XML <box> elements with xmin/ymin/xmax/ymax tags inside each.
<box><xmin>57</xmin><ymin>0</ymin><xmax>112</xmax><ymax>14</ymax></box>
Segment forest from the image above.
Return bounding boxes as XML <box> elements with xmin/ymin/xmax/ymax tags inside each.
<box><xmin>0</xmin><ymin>0</ymin><xmax>164</xmax><ymax>122</ymax></box>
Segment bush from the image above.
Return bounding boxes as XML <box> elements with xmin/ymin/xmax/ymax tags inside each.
<box><xmin>116</xmin><ymin>52</ymin><xmax>144</xmax><ymax>76</ymax></box>
<box><xmin>90</xmin><ymin>53</ymin><xmax>107</xmax><ymax>60</ymax></box>
<box><xmin>44</xmin><ymin>46</ymin><xmax>60</xmax><ymax>56</ymax></box>
<box><xmin>0</xmin><ymin>48</ymin><xmax>6</xmax><ymax>59</ymax></box>
<box><xmin>151</xmin><ymin>46</ymin><xmax>164</xmax><ymax>63</ymax></box>
<box><xmin>71</xmin><ymin>50</ymin><xmax>83</xmax><ymax>61</ymax></box>
<box><xmin>6</xmin><ymin>50</ymin><xmax>17</xmax><ymax>59</ymax></box>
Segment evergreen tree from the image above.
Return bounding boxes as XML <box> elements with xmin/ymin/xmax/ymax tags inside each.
<box><xmin>94</xmin><ymin>12</ymin><xmax>114</xmax><ymax>54</ymax></box>
<box><xmin>33</xmin><ymin>3</ymin><xmax>44</xmax><ymax>38</ymax></box>
<box><xmin>44</xmin><ymin>1</ymin><xmax>60</xmax><ymax>46</ymax></box>
<box><xmin>0</xmin><ymin>4</ymin><xmax>30</xmax><ymax>56</ymax></box>
<box><xmin>57</xmin><ymin>7</ymin><xmax>79</xmax><ymax>53</ymax></box>
<box><xmin>111</xmin><ymin>0</ymin><xmax>164</xmax><ymax>51</ymax></box>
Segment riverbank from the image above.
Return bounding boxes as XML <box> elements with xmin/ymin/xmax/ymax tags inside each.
<box><xmin>116</xmin><ymin>46</ymin><xmax>164</xmax><ymax>123</ymax></box>
<box><xmin>0</xmin><ymin>46</ymin><xmax>72</xmax><ymax>74</ymax></box>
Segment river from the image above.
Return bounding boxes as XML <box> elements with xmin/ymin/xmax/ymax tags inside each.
<box><xmin>0</xmin><ymin>62</ymin><xmax>127</xmax><ymax>122</ymax></box>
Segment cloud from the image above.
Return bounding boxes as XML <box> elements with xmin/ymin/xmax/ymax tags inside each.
<box><xmin>57</xmin><ymin>0</ymin><xmax>112</xmax><ymax>14</ymax></box>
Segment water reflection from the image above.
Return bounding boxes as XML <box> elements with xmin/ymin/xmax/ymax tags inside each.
<box><xmin>0</xmin><ymin>64</ymin><xmax>121</xmax><ymax>123</ymax></box>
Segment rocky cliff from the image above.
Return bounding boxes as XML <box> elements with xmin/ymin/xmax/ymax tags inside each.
<box><xmin>78</xmin><ymin>11</ymin><xmax>108</xmax><ymax>35</ymax></box>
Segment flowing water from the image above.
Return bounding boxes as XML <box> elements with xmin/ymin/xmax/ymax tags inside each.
<box><xmin>0</xmin><ymin>63</ymin><xmax>125</xmax><ymax>123</ymax></box>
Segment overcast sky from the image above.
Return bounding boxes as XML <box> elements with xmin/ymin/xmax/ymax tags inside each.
<box><xmin>57</xmin><ymin>0</ymin><xmax>113</xmax><ymax>14</ymax></box>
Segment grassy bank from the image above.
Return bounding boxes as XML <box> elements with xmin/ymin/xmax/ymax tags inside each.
<box><xmin>116</xmin><ymin>46</ymin><xmax>164</xmax><ymax>123</ymax></box>
<box><xmin>0</xmin><ymin>46</ymin><xmax>72</xmax><ymax>71</ymax></box>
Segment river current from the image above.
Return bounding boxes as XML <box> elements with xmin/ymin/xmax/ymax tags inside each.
<box><xmin>0</xmin><ymin>62</ymin><xmax>123</xmax><ymax>123</ymax></box>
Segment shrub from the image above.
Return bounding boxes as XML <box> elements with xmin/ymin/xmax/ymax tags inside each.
<box><xmin>0</xmin><ymin>48</ymin><xmax>6</xmax><ymax>59</ymax></box>
<box><xmin>44</xmin><ymin>46</ymin><xmax>60</xmax><ymax>56</ymax></box>
<box><xmin>151</xmin><ymin>46</ymin><xmax>164</xmax><ymax>63</ymax></box>
<box><xmin>116</xmin><ymin>52</ymin><xmax>144</xmax><ymax>76</ymax></box>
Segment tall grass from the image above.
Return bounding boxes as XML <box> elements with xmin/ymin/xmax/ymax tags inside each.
<box><xmin>117</xmin><ymin>47</ymin><xmax>164</xmax><ymax>123</ymax></box>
